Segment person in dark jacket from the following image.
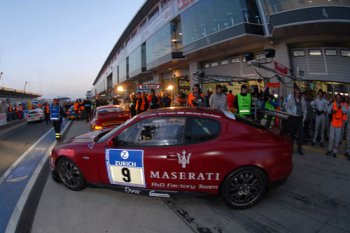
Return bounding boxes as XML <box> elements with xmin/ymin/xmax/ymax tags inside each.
<box><xmin>162</xmin><ymin>92</ymin><xmax>171</xmax><ymax>107</ymax></box>
<box><xmin>149</xmin><ymin>89</ymin><xmax>160</xmax><ymax>109</ymax></box>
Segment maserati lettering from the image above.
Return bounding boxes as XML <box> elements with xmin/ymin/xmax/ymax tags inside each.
<box><xmin>150</xmin><ymin>171</ymin><xmax>220</xmax><ymax>181</ymax></box>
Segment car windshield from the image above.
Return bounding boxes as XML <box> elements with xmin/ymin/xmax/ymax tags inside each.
<box><xmin>98</xmin><ymin>117</ymin><xmax>136</xmax><ymax>143</ymax></box>
<box><xmin>28</xmin><ymin>110</ymin><xmax>37</xmax><ymax>114</ymax></box>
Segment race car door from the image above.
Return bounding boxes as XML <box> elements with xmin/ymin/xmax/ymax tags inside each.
<box><xmin>105</xmin><ymin>116</ymin><xmax>188</xmax><ymax>192</ymax></box>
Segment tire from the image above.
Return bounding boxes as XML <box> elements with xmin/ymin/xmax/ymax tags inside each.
<box><xmin>51</xmin><ymin>170</ymin><xmax>61</xmax><ymax>183</ymax></box>
<box><xmin>56</xmin><ymin>157</ymin><xmax>86</xmax><ymax>191</ymax></box>
<box><xmin>221</xmin><ymin>166</ymin><xmax>267</xmax><ymax>209</ymax></box>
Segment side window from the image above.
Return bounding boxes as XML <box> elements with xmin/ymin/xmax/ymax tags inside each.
<box><xmin>117</xmin><ymin>117</ymin><xmax>186</xmax><ymax>147</ymax></box>
<box><xmin>185</xmin><ymin>118</ymin><xmax>220</xmax><ymax>144</ymax></box>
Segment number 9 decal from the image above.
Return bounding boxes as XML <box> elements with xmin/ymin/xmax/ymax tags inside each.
<box><xmin>122</xmin><ymin>168</ymin><xmax>131</xmax><ymax>182</ymax></box>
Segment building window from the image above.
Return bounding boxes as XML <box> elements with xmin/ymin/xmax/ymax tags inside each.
<box><xmin>146</xmin><ymin>24</ymin><xmax>172</xmax><ymax>69</ymax></box>
<box><xmin>293</xmin><ymin>50</ymin><xmax>305</xmax><ymax>57</ymax></box>
<box><xmin>180</xmin><ymin>0</ymin><xmax>261</xmax><ymax>46</ymax></box>
<box><xmin>221</xmin><ymin>60</ymin><xmax>229</xmax><ymax>65</ymax></box>
<box><xmin>341</xmin><ymin>50</ymin><xmax>350</xmax><ymax>57</ymax></box>
<box><xmin>211</xmin><ymin>62</ymin><xmax>219</xmax><ymax>67</ymax></box>
<box><xmin>309</xmin><ymin>49</ymin><xmax>322</xmax><ymax>56</ymax></box>
<box><xmin>325</xmin><ymin>49</ymin><xmax>337</xmax><ymax>56</ymax></box>
<box><xmin>231</xmin><ymin>57</ymin><xmax>240</xmax><ymax>63</ymax></box>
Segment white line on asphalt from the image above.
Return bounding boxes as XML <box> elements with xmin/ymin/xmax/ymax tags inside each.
<box><xmin>0</xmin><ymin>128</ymin><xmax>54</xmax><ymax>184</ymax></box>
<box><xmin>6</xmin><ymin>176</ymin><xmax>29</xmax><ymax>183</ymax></box>
<box><xmin>4</xmin><ymin>119</ymin><xmax>72</xmax><ymax>233</ymax></box>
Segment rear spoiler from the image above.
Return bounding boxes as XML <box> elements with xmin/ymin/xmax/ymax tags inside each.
<box><xmin>259</xmin><ymin>109</ymin><xmax>302</xmax><ymax>138</ymax></box>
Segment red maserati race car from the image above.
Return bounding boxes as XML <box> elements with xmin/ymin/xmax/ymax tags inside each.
<box><xmin>50</xmin><ymin>107</ymin><xmax>293</xmax><ymax>209</ymax></box>
<box><xmin>90</xmin><ymin>105</ymin><xmax>130</xmax><ymax>130</ymax></box>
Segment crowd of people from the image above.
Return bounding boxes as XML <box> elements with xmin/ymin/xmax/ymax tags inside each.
<box><xmin>129</xmin><ymin>83</ymin><xmax>350</xmax><ymax>160</ymax></box>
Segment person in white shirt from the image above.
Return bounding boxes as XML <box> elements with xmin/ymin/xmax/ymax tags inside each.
<box><xmin>284</xmin><ymin>87</ymin><xmax>307</xmax><ymax>155</ymax></box>
<box><xmin>209</xmin><ymin>84</ymin><xmax>227</xmax><ymax>110</ymax></box>
<box><xmin>311</xmin><ymin>90</ymin><xmax>328</xmax><ymax>147</ymax></box>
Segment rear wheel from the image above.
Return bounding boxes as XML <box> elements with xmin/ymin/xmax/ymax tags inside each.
<box><xmin>56</xmin><ymin>158</ymin><xmax>86</xmax><ymax>191</ymax></box>
<box><xmin>221</xmin><ymin>167</ymin><xmax>267</xmax><ymax>209</ymax></box>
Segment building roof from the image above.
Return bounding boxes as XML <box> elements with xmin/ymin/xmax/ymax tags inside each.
<box><xmin>0</xmin><ymin>86</ymin><xmax>41</xmax><ymax>99</ymax></box>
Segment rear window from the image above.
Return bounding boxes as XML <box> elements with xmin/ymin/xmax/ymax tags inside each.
<box><xmin>98</xmin><ymin>108</ymin><xmax>123</xmax><ymax>114</ymax></box>
<box><xmin>185</xmin><ymin>118</ymin><xmax>220</xmax><ymax>144</ymax></box>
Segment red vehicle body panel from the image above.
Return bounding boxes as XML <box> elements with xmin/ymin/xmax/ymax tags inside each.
<box><xmin>90</xmin><ymin>105</ymin><xmax>130</xmax><ymax>130</ymax></box>
<box><xmin>50</xmin><ymin>107</ymin><xmax>292</xmax><ymax>196</ymax></box>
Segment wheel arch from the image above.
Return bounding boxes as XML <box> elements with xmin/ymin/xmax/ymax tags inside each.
<box><xmin>218</xmin><ymin>165</ymin><xmax>269</xmax><ymax>194</ymax></box>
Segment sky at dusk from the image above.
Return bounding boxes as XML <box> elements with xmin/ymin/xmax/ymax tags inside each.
<box><xmin>0</xmin><ymin>0</ymin><xmax>145</xmax><ymax>99</ymax></box>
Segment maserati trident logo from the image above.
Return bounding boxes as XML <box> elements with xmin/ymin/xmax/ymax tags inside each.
<box><xmin>177</xmin><ymin>150</ymin><xmax>191</xmax><ymax>168</ymax></box>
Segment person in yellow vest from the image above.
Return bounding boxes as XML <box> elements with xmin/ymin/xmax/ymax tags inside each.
<box><xmin>262</xmin><ymin>93</ymin><xmax>278</xmax><ymax>128</ymax></box>
<box><xmin>326</xmin><ymin>94</ymin><xmax>347</xmax><ymax>157</ymax></box>
<box><xmin>234</xmin><ymin>84</ymin><xmax>252</xmax><ymax>117</ymax></box>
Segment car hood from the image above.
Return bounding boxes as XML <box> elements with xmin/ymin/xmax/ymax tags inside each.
<box><xmin>65</xmin><ymin>130</ymin><xmax>108</xmax><ymax>144</ymax></box>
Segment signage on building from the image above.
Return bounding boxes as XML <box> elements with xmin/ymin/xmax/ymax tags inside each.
<box><xmin>273</xmin><ymin>61</ymin><xmax>289</xmax><ymax>76</ymax></box>
<box><xmin>137</xmin><ymin>80</ymin><xmax>161</xmax><ymax>90</ymax></box>
<box><xmin>267</xmin><ymin>82</ymin><xmax>281</xmax><ymax>88</ymax></box>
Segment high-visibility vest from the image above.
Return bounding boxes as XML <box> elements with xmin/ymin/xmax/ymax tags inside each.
<box><xmin>237</xmin><ymin>93</ymin><xmax>252</xmax><ymax>116</ymax></box>
<box><xmin>50</xmin><ymin>104</ymin><xmax>60</xmax><ymax>121</ymax></box>
<box><xmin>74</xmin><ymin>102</ymin><xmax>79</xmax><ymax>111</ymax></box>
<box><xmin>45</xmin><ymin>105</ymin><xmax>50</xmax><ymax>114</ymax></box>
<box><xmin>331</xmin><ymin>102</ymin><xmax>343</xmax><ymax>128</ymax></box>
<box><xmin>136</xmin><ymin>98</ymin><xmax>146</xmax><ymax>111</ymax></box>
<box><xmin>264</xmin><ymin>101</ymin><xmax>275</xmax><ymax>119</ymax></box>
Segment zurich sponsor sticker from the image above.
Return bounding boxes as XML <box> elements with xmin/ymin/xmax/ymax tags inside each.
<box><xmin>106</xmin><ymin>149</ymin><xmax>145</xmax><ymax>187</ymax></box>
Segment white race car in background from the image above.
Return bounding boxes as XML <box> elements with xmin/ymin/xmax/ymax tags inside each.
<box><xmin>26</xmin><ymin>108</ymin><xmax>45</xmax><ymax>123</ymax></box>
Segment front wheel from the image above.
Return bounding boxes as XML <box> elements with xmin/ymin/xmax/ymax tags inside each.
<box><xmin>56</xmin><ymin>158</ymin><xmax>86</xmax><ymax>191</ymax></box>
<box><xmin>221</xmin><ymin>167</ymin><xmax>267</xmax><ymax>209</ymax></box>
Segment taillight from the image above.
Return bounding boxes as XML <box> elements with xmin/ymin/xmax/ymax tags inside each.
<box><xmin>94</xmin><ymin>125</ymin><xmax>102</xmax><ymax>130</ymax></box>
<box><xmin>94</xmin><ymin>121</ymin><xmax>102</xmax><ymax>130</ymax></box>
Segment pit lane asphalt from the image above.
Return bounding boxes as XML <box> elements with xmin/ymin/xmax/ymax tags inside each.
<box><xmin>31</xmin><ymin>120</ymin><xmax>350</xmax><ymax>233</ymax></box>
<box><xmin>0</xmin><ymin>119</ymin><xmax>71</xmax><ymax>233</ymax></box>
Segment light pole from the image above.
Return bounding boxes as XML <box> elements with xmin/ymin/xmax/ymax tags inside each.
<box><xmin>24</xmin><ymin>81</ymin><xmax>28</xmax><ymax>92</ymax></box>
<box><xmin>0</xmin><ymin>72</ymin><xmax>3</xmax><ymax>86</ymax></box>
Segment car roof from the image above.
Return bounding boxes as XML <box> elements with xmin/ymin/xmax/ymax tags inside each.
<box><xmin>137</xmin><ymin>107</ymin><xmax>235</xmax><ymax>120</ymax></box>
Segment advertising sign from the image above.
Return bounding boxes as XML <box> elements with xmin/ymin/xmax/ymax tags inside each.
<box><xmin>273</xmin><ymin>61</ymin><xmax>289</xmax><ymax>76</ymax></box>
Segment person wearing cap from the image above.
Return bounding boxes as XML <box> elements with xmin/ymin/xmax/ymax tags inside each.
<box><xmin>234</xmin><ymin>84</ymin><xmax>252</xmax><ymax>116</ymax></box>
<box><xmin>50</xmin><ymin>98</ymin><xmax>66</xmax><ymax>140</ymax></box>
<box><xmin>209</xmin><ymin>84</ymin><xmax>227</xmax><ymax>110</ymax></box>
